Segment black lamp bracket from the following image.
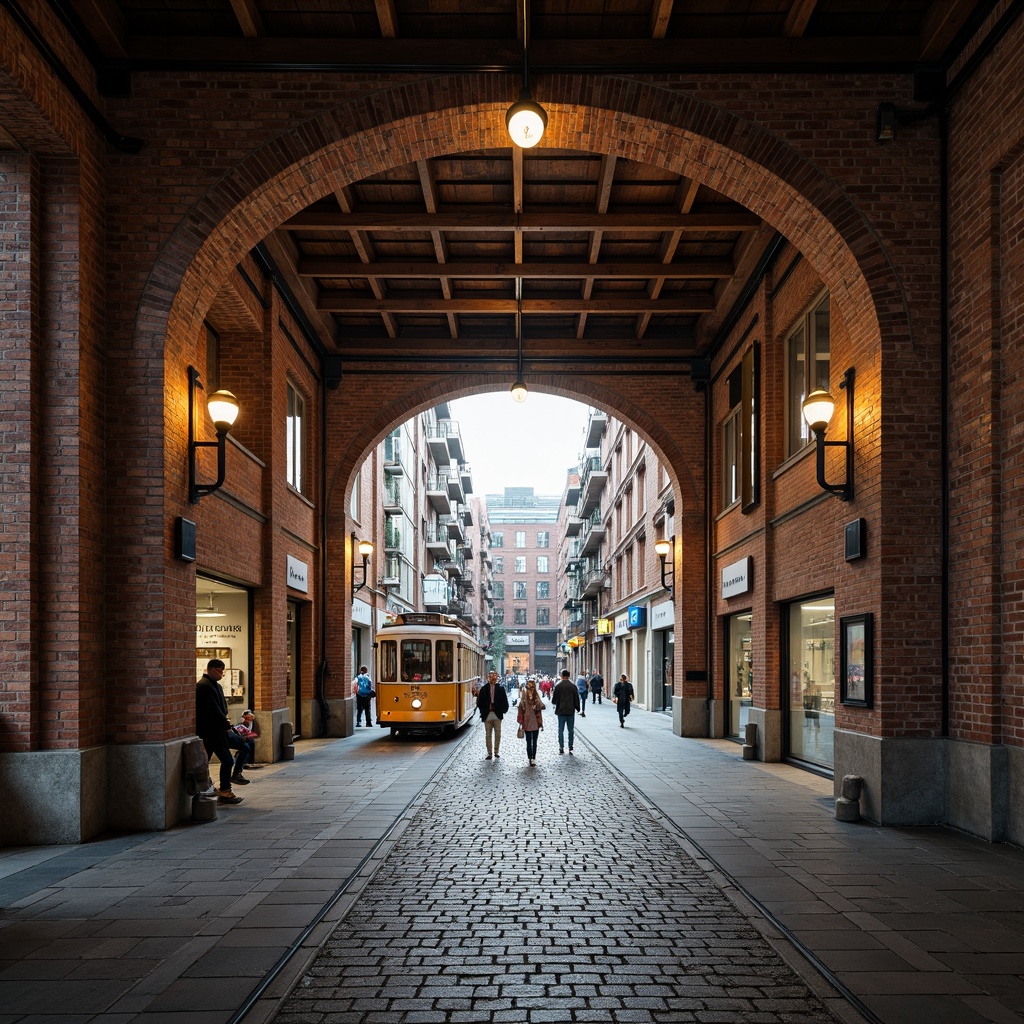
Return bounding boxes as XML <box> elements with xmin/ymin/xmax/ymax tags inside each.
<box><xmin>188</xmin><ymin>365</ymin><xmax>230</xmax><ymax>504</ymax></box>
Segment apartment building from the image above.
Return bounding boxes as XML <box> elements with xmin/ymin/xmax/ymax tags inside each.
<box><xmin>559</xmin><ymin>410</ymin><xmax>676</xmax><ymax>710</ymax></box>
<box><xmin>486</xmin><ymin>488</ymin><xmax>561</xmax><ymax>677</ymax></box>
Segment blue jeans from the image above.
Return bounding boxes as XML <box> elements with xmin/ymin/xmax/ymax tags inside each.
<box><xmin>557</xmin><ymin>714</ymin><xmax>575</xmax><ymax>751</ymax></box>
<box><xmin>226</xmin><ymin>732</ymin><xmax>249</xmax><ymax>775</ymax></box>
<box><xmin>524</xmin><ymin>729</ymin><xmax>539</xmax><ymax>760</ymax></box>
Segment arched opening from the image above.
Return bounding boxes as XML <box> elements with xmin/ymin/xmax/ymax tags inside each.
<box><xmin>124</xmin><ymin>74</ymin><xmax>906</xmax><ymax>777</ymax></box>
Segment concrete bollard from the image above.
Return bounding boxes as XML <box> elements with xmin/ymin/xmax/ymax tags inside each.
<box><xmin>835</xmin><ymin>774</ymin><xmax>864</xmax><ymax>822</ymax></box>
<box><xmin>281</xmin><ymin>721</ymin><xmax>295</xmax><ymax>761</ymax></box>
<box><xmin>742</xmin><ymin>722</ymin><xmax>757</xmax><ymax>760</ymax></box>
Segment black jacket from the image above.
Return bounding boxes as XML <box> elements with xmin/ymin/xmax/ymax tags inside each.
<box><xmin>196</xmin><ymin>674</ymin><xmax>231</xmax><ymax>737</ymax></box>
<box><xmin>476</xmin><ymin>681</ymin><xmax>510</xmax><ymax>720</ymax></box>
<box><xmin>551</xmin><ymin>678</ymin><xmax>581</xmax><ymax>715</ymax></box>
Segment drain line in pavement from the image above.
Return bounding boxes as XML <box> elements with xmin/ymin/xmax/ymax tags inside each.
<box><xmin>227</xmin><ymin>728</ymin><xmax>475</xmax><ymax>1024</ymax></box>
<box><xmin>578</xmin><ymin>733</ymin><xmax>885</xmax><ymax>1024</ymax></box>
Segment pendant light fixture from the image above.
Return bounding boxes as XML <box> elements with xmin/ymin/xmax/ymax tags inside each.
<box><xmin>197</xmin><ymin>592</ymin><xmax>225</xmax><ymax>618</ymax></box>
<box><xmin>506</xmin><ymin>0</ymin><xmax>547</xmax><ymax>148</ymax></box>
<box><xmin>510</xmin><ymin>283</ymin><xmax>528</xmax><ymax>403</ymax></box>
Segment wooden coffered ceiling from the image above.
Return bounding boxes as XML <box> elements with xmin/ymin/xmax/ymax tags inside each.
<box><xmin>50</xmin><ymin>0</ymin><xmax>986</xmax><ymax>362</ymax></box>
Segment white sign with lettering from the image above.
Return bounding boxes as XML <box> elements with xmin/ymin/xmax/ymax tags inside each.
<box><xmin>651</xmin><ymin>601</ymin><xmax>674</xmax><ymax>631</ymax></box>
<box><xmin>721</xmin><ymin>556</ymin><xmax>752</xmax><ymax>598</ymax></box>
<box><xmin>287</xmin><ymin>555</ymin><xmax>309</xmax><ymax>593</ymax></box>
<box><xmin>506</xmin><ymin>634</ymin><xmax>531</xmax><ymax>648</ymax></box>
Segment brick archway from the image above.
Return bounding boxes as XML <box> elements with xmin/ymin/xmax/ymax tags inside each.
<box><xmin>139</xmin><ymin>72</ymin><xmax>911</xmax><ymax>731</ymax></box>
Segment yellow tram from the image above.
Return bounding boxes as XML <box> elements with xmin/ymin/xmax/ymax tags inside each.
<box><xmin>374</xmin><ymin>612</ymin><xmax>484</xmax><ymax>736</ymax></box>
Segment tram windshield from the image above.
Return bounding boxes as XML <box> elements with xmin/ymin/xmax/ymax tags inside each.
<box><xmin>401</xmin><ymin>640</ymin><xmax>432</xmax><ymax>682</ymax></box>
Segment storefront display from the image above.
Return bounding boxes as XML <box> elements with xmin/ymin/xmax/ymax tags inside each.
<box><xmin>786</xmin><ymin>597</ymin><xmax>836</xmax><ymax>769</ymax></box>
<box><xmin>727</xmin><ymin>612</ymin><xmax>753</xmax><ymax>738</ymax></box>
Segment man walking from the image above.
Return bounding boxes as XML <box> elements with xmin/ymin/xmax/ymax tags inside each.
<box><xmin>575</xmin><ymin>671</ymin><xmax>589</xmax><ymax>716</ymax></box>
<box><xmin>552</xmin><ymin>669</ymin><xmax>581</xmax><ymax>755</ymax></box>
<box><xmin>195</xmin><ymin>659</ymin><xmax>243</xmax><ymax>804</ymax></box>
<box><xmin>476</xmin><ymin>669</ymin><xmax>510</xmax><ymax>760</ymax></box>
<box><xmin>613</xmin><ymin>673</ymin><xmax>635</xmax><ymax>727</ymax></box>
<box><xmin>589</xmin><ymin>670</ymin><xmax>604</xmax><ymax>704</ymax></box>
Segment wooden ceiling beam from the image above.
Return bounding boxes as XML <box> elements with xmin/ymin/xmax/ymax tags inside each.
<box><xmin>297</xmin><ymin>258</ymin><xmax>734</xmax><ymax>279</ymax></box>
<box><xmin>649</xmin><ymin>0</ymin><xmax>675</xmax><ymax>40</ymax></box>
<box><xmin>284</xmin><ymin>208</ymin><xmax>760</xmax><ymax>233</ymax></box>
<box><xmin>318</xmin><ymin>295</ymin><xmax>716</xmax><ymax>314</ymax></box>
<box><xmin>262</xmin><ymin>230</ymin><xmax>338</xmax><ymax>350</ymax></box>
<box><xmin>229</xmin><ymin>0</ymin><xmax>264</xmax><ymax>38</ymax></box>
<box><xmin>123</xmin><ymin>35</ymin><xmax>921</xmax><ymax>71</ymax></box>
<box><xmin>579</xmin><ymin>154</ymin><xmax>618</xmax><ymax>338</ymax></box>
<box><xmin>335</xmin><ymin>186</ymin><xmax>398</xmax><ymax>338</ymax></box>
<box><xmin>333</xmin><ymin>338</ymin><xmax>697</xmax><ymax>358</ymax></box>
<box><xmin>416</xmin><ymin>158</ymin><xmax>458</xmax><ymax>337</ymax></box>
<box><xmin>375</xmin><ymin>0</ymin><xmax>399</xmax><ymax>39</ymax></box>
<box><xmin>919</xmin><ymin>0</ymin><xmax>979</xmax><ymax>61</ymax></box>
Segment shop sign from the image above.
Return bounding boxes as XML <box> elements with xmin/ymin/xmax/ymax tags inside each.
<box><xmin>615</xmin><ymin>613</ymin><xmax>630</xmax><ymax>637</ymax></box>
<box><xmin>506</xmin><ymin>633</ymin><xmax>530</xmax><ymax>648</ymax></box>
<box><xmin>596</xmin><ymin>617</ymin><xmax>613</xmax><ymax>635</ymax></box>
<box><xmin>721</xmin><ymin>556</ymin><xmax>752</xmax><ymax>598</ymax></box>
<box><xmin>651</xmin><ymin>601</ymin><xmax>674</xmax><ymax>631</ymax></box>
<box><xmin>286</xmin><ymin>555</ymin><xmax>309</xmax><ymax>593</ymax></box>
<box><xmin>567</xmin><ymin>635</ymin><xmax>586</xmax><ymax>648</ymax></box>
<box><xmin>351</xmin><ymin>599</ymin><xmax>372</xmax><ymax>626</ymax></box>
<box><xmin>627</xmin><ymin>605</ymin><xmax>647</xmax><ymax>629</ymax></box>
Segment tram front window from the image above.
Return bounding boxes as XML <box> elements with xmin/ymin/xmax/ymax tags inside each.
<box><xmin>436</xmin><ymin>641</ymin><xmax>453</xmax><ymax>681</ymax></box>
<box><xmin>402</xmin><ymin>640</ymin><xmax>432</xmax><ymax>681</ymax></box>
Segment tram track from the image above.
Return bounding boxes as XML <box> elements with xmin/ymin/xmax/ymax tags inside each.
<box><xmin>576</xmin><ymin>730</ymin><xmax>884</xmax><ymax>1024</ymax></box>
<box><xmin>228</xmin><ymin>725</ymin><xmax>476</xmax><ymax>1024</ymax></box>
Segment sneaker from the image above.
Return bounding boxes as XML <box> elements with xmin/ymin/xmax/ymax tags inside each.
<box><xmin>231</xmin><ymin>774</ymin><xmax>250</xmax><ymax>785</ymax></box>
<box><xmin>216</xmin><ymin>790</ymin><xmax>242</xmax><ymax>804</ymax></box>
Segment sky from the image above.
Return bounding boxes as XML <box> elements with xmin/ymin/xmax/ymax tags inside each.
<box><xmin>449</xmin><ymin>392</ymin><xmax>593</xmax><ymax>499</ymax></box>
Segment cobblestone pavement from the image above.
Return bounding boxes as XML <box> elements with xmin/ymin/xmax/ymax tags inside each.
<box><xmin>275</xmin><ymin>731</ymin><xmax>844</xmax><ymax>1024</ymax></box>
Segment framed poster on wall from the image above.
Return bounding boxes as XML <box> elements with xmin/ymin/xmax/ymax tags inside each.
<box><xmin>839</xmin><ymin>614</ymin><xmax>872</xmax><ymax>708</ymax></box>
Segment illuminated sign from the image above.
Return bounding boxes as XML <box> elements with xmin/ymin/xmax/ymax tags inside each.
<box><xmin>627</xmin><ymin>606</ymin><xmax>647</xmax><ymax>629</ymax></box>
<box><xmin>597</xmin><ymin>618</ymin><xmax>613</xmax><ymax>635</ymax></box>
<box><xmin>567</xmin><ymin>635</ymin><xmax>586</xmax><ymax>648</ymax></box>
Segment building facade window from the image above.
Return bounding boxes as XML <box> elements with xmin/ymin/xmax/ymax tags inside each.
<box><xmin>493</xmin><ymin>608</ymin><xmax>505</xmax><ymax>625</ymax></box>
<box><xmin>286</xmin><ymin>381</ymin><xmax>305</xmax><ymax>493</ymax></box>
<box><xmin>536</xmin><ymin>581</ymin><xmax>550</xmax><ymax>599</ymax></box>
<box><xmin>537</xmin><ymin>531</ymin><xmax>550</xmax><ymax>548</ymax></box>
<box><xmin>515</xmin><ymin>531</ymin><xmax>527</xmax><ymax>548</ymax></box>
<box><xmin>722</xmin><ymin>405</ymin><xmax>741</xmax><ymax>508</ymax></box>
<box><xmin>787</xmin><ymin>292</ymin><xmax>830</xmax><ymax>457</ymax></box>
<box><xmin>514</xmin><ymin>581</ymin><xmax>527</xmax><ymax>600</ymax></box>
<box><xmin>493</xmin><ymin>581</ymin><xmax>504</xmax><ymax>600</ymax></box>
<box><xmin>537</xmin><ymin>555</ymin><xmax>549</xmax><ymax>573</ymax></box>
<box><xmin>537</xmin><ymin>607</ymin><xmax>550</xmax><ymax>626</ymax></box>
<box><xmin>514</xmin><ymin>608</ymin><xmax>527</xmax><ymax>625</ymax></box>
<box><xmin>492</xmin><ymin>532</ymin><xmax>504</xmax><ymax>547</ymax></box>
<box><xmin>514</xmin><ymin>556</ymin><xmax>527</xmax><ymax>573</ymax></box>
<box><xmin>494</xmin><ymin>556</ymin><xmax>504</xmax><ymax>574</ymax></box>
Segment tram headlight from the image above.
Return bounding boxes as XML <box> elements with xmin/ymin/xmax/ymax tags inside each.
<box><xmin>411</xmin><ymin>698</ymin><xmax>423</xmax><ymax>709</ymax></box>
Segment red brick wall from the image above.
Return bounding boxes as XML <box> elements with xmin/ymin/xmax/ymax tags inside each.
<box><xmin>947</xmin><ymin>10</ymin><xmax>1024</xmax><ymax>747</ymax></box>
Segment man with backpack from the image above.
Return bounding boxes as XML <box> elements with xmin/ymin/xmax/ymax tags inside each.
<box><xmin>352</xmin><ymin>665</ymin><xmax>375</xmax><ymax>728</ymax></box>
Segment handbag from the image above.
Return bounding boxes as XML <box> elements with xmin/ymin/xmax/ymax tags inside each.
<box><xmin>517</xmin><ymin>725</ymin><xmax>525</xmax><ymax>739</ymax></box>
<box><xmin>368</xmin><ymin>689</ymin><xmax>376</xmax><ymax>698</ymax></box>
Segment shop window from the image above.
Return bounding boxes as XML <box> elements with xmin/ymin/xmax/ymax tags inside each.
<box><xmin>286</xmin><ymin>381</ymin><xmax>305</xmax><ymax>493</ymax></box>
<box><xmin>786</xmin><ymin>596</ymin><xmax>836</xmax><ymax>770</ymax></box>
<box><xmin>727</xmin><ymin>612</ymin><xmax>753</xmax><ymax>739</ymax></box>
<box><xmin>786</xmin><ymin>293</ymin><xmax>830</xmax><ymax>457</ymax></box>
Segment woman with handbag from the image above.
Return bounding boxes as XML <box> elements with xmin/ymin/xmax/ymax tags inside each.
<box><xmin>517</xmin><ymin>677</ymin><xmax>546</xmax><ymax>766</ymax></box>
